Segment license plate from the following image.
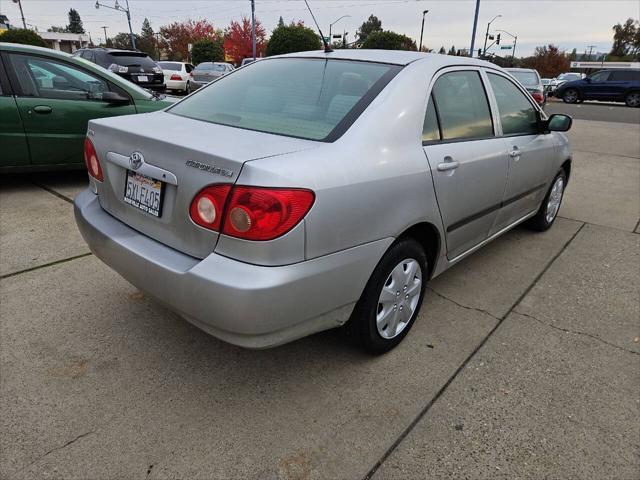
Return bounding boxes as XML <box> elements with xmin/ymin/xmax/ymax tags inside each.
<box><xmin>124</xmin><ymin>171</ymin><xmax>164</xmax><ymax>217</ymax></box>
<box><xmin>137</xmin><ymin>75</ymin><xmax>148</xmax><ymax>82</ymax></box>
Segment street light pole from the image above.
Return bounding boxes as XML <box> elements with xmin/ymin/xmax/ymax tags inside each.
<box><xmin>496</xmin><ymin>29</ymin><xmax>517</xmax><ymax>65</ymax></box>
<box><xmin>95</xmin><ymin>0</ymin><xmax>136</xmax><ymax>50</ymax></box>
<box><xmin>419</xmin><ymin>10</ymin><xmax>429</xmax><ymax>52</ymax></box>
<box><xmin>102</xmin><ymin>26</ymin><xmax>108</xmax><ymax>45</ymax></box>
<box><xmin>469</xmin><ymin>0</ymin><xmax>481</xmax><ymax>57</ymax></box>
<box><xmin>329</xmin><ymin>15</ymin><xmax>350</xmax><ymax>43</ymax></box>
<box><xmin>251</xmin><ymin>0</ymin><xmax>256</xmax><ymax>60</ymax></box>
<box><xmin>11</xmin><ymin>0</ymin><xmax>27</xmax><ymax>29</ymax></box>
<box><xmin>482</xmin><ymin>14</ymin><xmax>501</xmax><ymax>57</ymax></box>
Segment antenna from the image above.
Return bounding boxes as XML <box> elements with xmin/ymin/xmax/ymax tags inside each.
<box><xmin>303</xmin><ymin>0</ymin><xmax>333</xmax><ymax>53</ymax></box>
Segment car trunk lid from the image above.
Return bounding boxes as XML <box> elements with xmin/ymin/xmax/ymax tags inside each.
<box><xmin>88</xmin><ymin>111</ymin><xmax>318</xmax><ymax>258</ymax></box>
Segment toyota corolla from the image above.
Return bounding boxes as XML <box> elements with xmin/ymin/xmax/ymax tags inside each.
<box><xmin>74</xmin><ymin>50</ymin><xmax>573</xmax><ymax>353</ymax></box>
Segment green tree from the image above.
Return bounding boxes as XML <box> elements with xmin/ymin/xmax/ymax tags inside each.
<box><xmin>610</xmin><ymin>18</ymin><xmax>638</xmax><ymax>57</ymax></box>
<box><xmin>47</xmin><ymin>26</ymin><xmax>67</xmax><ymax>33</ymax></box>
<box><xmin>66</xmin><ymin>8</ymin><xmax>85</xmax><ymax>34</ymax></box>
<box><xmin>277</xmin><ymin>16</ymin><xmax>285</xmax><ymax>28</ymax></box>
<box><xmin>266</xmin><ymin>23</ymin><xmax>321</xmax><ymax>56</ymax></box>
<box><xmin>361</xmin><ymin>31</ymin><xmax>416</xmax><ymax>51</ymax></box>
<box><xmin>191</xmin><ymin>38</ymin><xmax>224</xmax><ymax>64</ymax></box>
<box><xmin>0</xmin><ymin>28</ymin><xmax>47</xmax><ymax>47</ymax></box>
<box><xmin>137</xmin><ymin>18</ymin><xmax>157</xmax><ymax>58</ymax></box>
<box><xmin>447</xmin><ymin>45</ymin><xmax>456</xmax><ymax>55</ymax></box>
<box><xmin>568</xmin><ymin>47</ymin><xmax>577</xmax><ymax>61</ymax></box>
<box><xmin>357</xmin><ymin>14</ymin><xmax>382</xmax><ymax>43</ymax></box>
<box><xmin>438</xmin><ymin>46</ymin><xmax>446</xmax><ymax>54</ymax></box>
<box><xmin>111</xmin><ymin>32</ymin><xmax>138</xmax><ymax>50</ymax></box>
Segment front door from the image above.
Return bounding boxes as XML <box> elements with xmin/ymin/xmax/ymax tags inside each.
<box><xmin>582</xmin><ymin>70</ymin><xmax>611</xmax><ymax>100</ymax></box>
<box><xmin>5</xmin><ymin>52</ymin><xmax>136</xmax><ymax>166</ymax></box>
<box><xmin>485</xmin><ymin>72</ymin><xmax>556</xmax><ymax>234</ymax></box>
<box><xmin>422</xmin><ymin>69</ymin><xmax>509</xmax><ymax>259</ymax></box>
<box><xmin>0</xmin><ymin>56</ymin><xmax>29</xmax><ymax>168</ymax></box>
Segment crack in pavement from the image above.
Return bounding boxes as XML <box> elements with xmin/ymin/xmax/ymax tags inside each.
<box><xmin>0</xmin><ymin>253</ymin><xmax>93</xmax><ymax>280</ymax></box>
<box><xmin>20</xmin><ymin>431</ymin><xmax>96</xmax><ymax>473</ymax></box>
<box><xmin>427</xmin><ymin>287</ymin><xmax>500</xmax><ymax>321</ymax></box>
<box><xmin>512</xmin><ymin>310</ymin><xmax>640</xmax><ymax>356</ymax></box>
<box><xmin>32</xmin><ymin>182</ymin><xmax>75</xmax><ymax>204</ymax></box>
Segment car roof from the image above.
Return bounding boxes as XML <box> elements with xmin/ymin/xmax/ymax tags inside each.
<box><xmin>273</xmin><ymin>49</ymin><xmax>495</xmax><ymax>68</ymax></box>
<box><xmin>504</xmin><ymin>67</ymin><xmax>537</xmax><ymax>73</ymax></box>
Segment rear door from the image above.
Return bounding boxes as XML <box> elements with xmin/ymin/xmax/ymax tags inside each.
<box><xmin>422</xmin><ymin>68</ymin><xmax>509</xmax><ymax>259</ymax></box>
<box><xmin>607</xmin><ymin>70</ymin><xmax>635</xmax><ymax>100</ymax></box>
<box><xmin>485</xmin><ymin>71</ymin><xmax>556</xmax><ymax>233</ymax></box>
<box><xmin>0</xmin><ymin>54</ymin><xmax>30</xmax><ymax>168</ymax></box>
<box><xmin>5</xmin><ymin>52</ymin><xmax>136</xmax><ymax>166</ymax></box>
<box><xmin>582</xmin><ymin>70</ymin><xmax>611</xmax><ymax>99</ymax></box>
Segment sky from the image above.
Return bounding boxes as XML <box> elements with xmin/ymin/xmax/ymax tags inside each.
<box><xmin>1</xmin><ymin>0</ymin><xmax>639</xmax><ymax>57</ymax></box>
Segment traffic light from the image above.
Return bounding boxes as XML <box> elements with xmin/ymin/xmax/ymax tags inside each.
<box><xmin>496</xmin><ymin>34</ymin><xmax>501</xmax><ymax>45</ymax></box>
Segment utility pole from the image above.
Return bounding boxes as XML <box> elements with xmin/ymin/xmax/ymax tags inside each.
<box><xmin>102</xmin><ymin>26</ymin><xmax>109</xmax><ymax>44</ymax></box>
<box><xmin>251</xmin><ymin>0</ymin><xmax>256</xmax><ymax>60</ymax></box>
<box><xmin>11</xmin><ymin>0</ymin><xmax>27</xmax><ymax>29</ymax></box>
<box><xmin>482</xmin><ymin>14</ymin><xmax>501</xmax><ymax>56</ymax></box>
<box><xmin>419</xmin><ymin>10</ymin><xmax>429</xmax><ymax>52</ymax></box>
<box><xmin>155</xmin><ymin>32</ymin><xmax>162</xmax><ymax>60</ymax></box>
<box><xmin>587</xmin><ymin>45</ymin><xmax>597</xmax><ymax>61</ymax></box>
<box><xmin>469</xmin><ymin>0</ymin><xmax>481</xmax><ymax>57</ymax></box>
<box><xmin>95</xmin><ymin>0</ymin><xmax>136</xmax><ymax>50</ymax></box>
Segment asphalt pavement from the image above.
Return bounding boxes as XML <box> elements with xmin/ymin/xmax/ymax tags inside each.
<box><xmin>1</xmin><ymin>106</ymin><xmax>638</xmax><ymax>480</ymax></box>
<box><xmin>545</xmin><ymin>98</ymin><xmax>640</xmax><ymax>124</ymax></box>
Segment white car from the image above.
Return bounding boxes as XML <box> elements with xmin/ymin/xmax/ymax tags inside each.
<box><xmin>158</xmin><ymin>61</ymin><xmax>195</xmax><ymax>94</ymax></box>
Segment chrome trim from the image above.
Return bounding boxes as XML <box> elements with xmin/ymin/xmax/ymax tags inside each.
<box><xmin>106</xmin><ymin>152</ymin><xmax>178</xmax><ymax>186</ymax></box>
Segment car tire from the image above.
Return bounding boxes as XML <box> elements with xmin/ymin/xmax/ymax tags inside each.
<box><xmin>562</xmin><ymin>88</ymin><xmax>580</xmax><ymax>104</ymax></box>
<box><xmin>346</xmin><ymin>238</ymin><xmax>428</xmax><ymax>354</ymax></box>
<box><xmin>526</xmin><ymin>169</ymin><xmax>567</xmax><ymax>232</ymax></box>
<box><xmin>625</xmin><ymin>91</ymin><xmax>640</xmax><ymax>108</ymax></box>
<box><xmin>185</xmin><ymin>81</ymin><xmax>191</xmax><ymax>95</ymax></box>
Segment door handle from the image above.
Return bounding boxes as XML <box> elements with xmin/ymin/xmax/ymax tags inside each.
<box><xmin>509</xmin><ymin>147</ymin><xmax>521</xmax><ymax>158</ymax></box>
<box><xmin>437</xmin><ymin>156</ymin><xmax>459</xmax><ymax>172</ymax></box>
<box><xmin>32</xmin><ymin>105</ymin><xmax>53</xmax><ymax>114</ymax></box>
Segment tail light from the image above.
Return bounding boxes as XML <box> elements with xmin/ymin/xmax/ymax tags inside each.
<box><xmin>83</xmin><ymin>137</ymin><xmax>103</xmax><ymax>182</ymax></box>
<box><xmin>189</xmin><ymin>185</ymin><xmax>315</xmax><ymax>241</ymax></box>
<box><xmin>531</xmin><ymin>91</ymin><xmax>545</xmax><ymax>104</ymax></box>
<box><xmin>170</xmin><ymin>74</ymin><xmax>182</xmax><ymax>81</ymax></box>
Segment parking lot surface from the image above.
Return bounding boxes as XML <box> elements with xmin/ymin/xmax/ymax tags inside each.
<box><xmin>1</xmin><ymin>115</ymin><xmax>639</xmax><ymax>479</ymax></box>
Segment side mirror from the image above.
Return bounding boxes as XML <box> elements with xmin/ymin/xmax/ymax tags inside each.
<box><xmin>546</xmin><ymin>114</ymin><xmax>572</xmax><ymax>132</ymax></box>
<box><xmin>102</xmin><ymin>91</ymin><xmax>130</xmax><ymax>105</ymax></box>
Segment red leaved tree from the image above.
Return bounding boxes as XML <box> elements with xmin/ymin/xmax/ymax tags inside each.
<box><xmin>160</xmin><ymin>19</ymin><xmax>222</xmax><ymax>61</ymax></box>
<box><xmin>223</xmin><ymin>17</ymin><xmax>266</xmax><ymax>64</ymax></box>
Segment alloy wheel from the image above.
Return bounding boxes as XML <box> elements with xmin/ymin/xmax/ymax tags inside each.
<box><xmin>564</xmin><ymin>89</ymin><xmax>578</xmax><ymax>103</ymax></box>
<box><xmin>626</xmin><ymin>92</ymin><xmax>640</xmax><ymax>107</ymax></box>
<box><xmin>545</xmin><ymin>176</ymin><xmax>564</xmax><ymax>223</ymax></box>
<box><xmin>376</xmin><ymin>258</ymin><xmax>422</xmax><ymax>339</ymax></box>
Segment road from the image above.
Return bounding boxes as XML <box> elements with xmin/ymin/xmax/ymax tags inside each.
<box><xmin>546</xmin><ymin>98</ymin><xmax>640</xmax><ymax>124</ymax></box>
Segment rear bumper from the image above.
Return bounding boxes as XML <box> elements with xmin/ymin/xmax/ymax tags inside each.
<box><xmin>165</xmin><ymin>79</ymin><xmax>187</xmax><ymax>90</ymax></box>
<box><xmin>74</xmin><ymin>189</ymin><xmax>392</xmax><ymax>348</ymax></box>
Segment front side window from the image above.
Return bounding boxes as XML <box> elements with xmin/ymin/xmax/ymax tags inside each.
<box><xmin>609</xmin><ymin>71</ymin><xmax>634</xmax><ymax>81</ymax></box>
<box><xmin>488</xmin><ymin>73</ymin><xmax>538</xmax><ymax>136</ymax></box>
<box><xmin>9</xmin><ymin>53</ymin><xmax>108</xmax><ymax>100</ymax></box>
<box><xmin>589</xmin><ymin>71</ymin><xmax>610</xmax><ymax>82</ymax></box>
<box><xmin>431</xmin><ymin>70</ymin><xmax>493</xmax><ymax>141</ymax></box>
<box><xmin>169</xmin><ymin>58</ymin><xmax>398</xmax><ymax>141</ymax></box>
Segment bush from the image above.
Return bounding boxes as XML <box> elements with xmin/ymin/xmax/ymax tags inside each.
<box><xmin>191</xmin><ymin>38</ymin><xmax>224</xmax><ymax>65</ymax></box>
<box><xmin>361</xmin><ymin>31</ymin><xmax>417</xmax><ymax>51</ymax></box>
<box><xmin>0</xmin><ymin>29</ymin><xmax>47</xmax><ymax>47</ymax></box>
<box><xmin>266</xmin><ymin>24</ymin><xmax>321</xmax><ymax>56</ymax></box>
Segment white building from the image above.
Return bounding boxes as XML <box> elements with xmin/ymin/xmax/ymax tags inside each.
<box><xmin>39</xmin><ymin>32</ymin><xmax>90</xmax><ymax>53</ymax></box>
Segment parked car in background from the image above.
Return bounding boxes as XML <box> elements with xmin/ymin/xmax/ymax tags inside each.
<box><xmin>240</xmin><ymin>57</ymin><xmax>257</xmax><ymax>66</ymax></box>
<box><xmin>541</xmin><ymin>78</ymin><xmax>552</xmax><ymax>94</ymax></box>
<box><xmin>73</xmin><ymin>47</ymin><xmax>165</xmax><ymax>91</ymax></box>
<box><xmin>190</xmin><ymin>62</ymin><xmax>234</xmax><ymax>90</ymax></box>
<box><xmin>505</xmin><ymin>68</ymin><xmax>546</xmax><ymax>107</ymax></box>
<box><xmin>75</xmin><ymin>50</ymin><xmax>573</xmax><ymax>353</ymax></box>
<box><xmin>548</xmin><ymin>72</ymin><xmax>583</xmax><ymax>96</ymax></box>
<box><xmin>554</xmin><ymin>69</ymin><xmax>640</xmax><ymax>107</ymax></box>
<box><xmin>0</xmin><ymin>43</ymin><xmax>173</xmax><ymax>172</ymax></box>
<box><xmin>158</xmin><ymin>61</ymin><xmax>194</xmax><ymax>94</ymax></box>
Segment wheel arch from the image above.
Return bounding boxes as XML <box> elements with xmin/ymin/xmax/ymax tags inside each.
<box><xmin>397</xmin><ymin>222</ymin><xmax>441</xmax><ymax>280</ymax></box>
<box><xmin>561</xmin><ymin>158</ymin><xmax>572</xmax><ymax>184</ymax></box>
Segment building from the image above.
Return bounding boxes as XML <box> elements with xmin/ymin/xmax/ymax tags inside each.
<box><xmin>0</xmin><ymin>14</ymin><xmax>13</xmax><ymax>32</ymax></box>
<box><xmin>39</xmin><ymin>31</ymin><xmax>90</xmax><ymax>53</ymax></box>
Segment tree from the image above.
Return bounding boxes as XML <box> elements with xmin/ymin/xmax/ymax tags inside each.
<box><xmin>66</xmin><ymin>8</ymin><xmax>85</xmax><ymax>34</ymax></box>
<box><xmin>568</xmin><ymin>47</ymin><xmax>577</xmax><ymax>62</ymax></box>
<box><xmin>224</xmin><ymin>16</ymin><xmax>266</xmax><ymax>64</ymax></box>
<box><xmin>111</xmin><ymin>32</ymin><xmax>138</xmax><ymax>50</ymax></box>
<box><xmin>160</xmin><ymin>19</ymin><xmax>222</xmax><ymax>61</ymax></box>
<box><xmin>610</xmin><ymin>18</ymin><xmax>638</xmax><ymax>57</ymax></box>
<box><xmin>357</xmin><ymin>14</ymin><xmax>382</xmax><ymax>43</ymax></box>
<box><xmin>137</xmin><ymin>18</ymin><xmax>156</xmax><ymax>58</ymax></box>
<box><xmin>438</xmin><ymin>46</ymin><xmax>446</xmax><ymax>54</ymax></box>
<box><xmin>266</xmin><ymin>23</ymin><xmax>321</xmax><ymax>56</ymax></box>
<box><xmin>361</xmin><ymin>31</ymin><xmax>416</xmax><ymax>51</ymax></box>
<box><xmin>447</xmin><ymin>45</ymin><xmax>456</xmax><ymax>55</ymax></box>
<box><xmin>0</xmin><ymin>28</ymin><xmax>47</xmax><ymax>47</ymax></box>
<box><xmin>191</xmin><ymin>38</ymin><xmax>224</xmax><ymax>64</ymax></box>
<box><xmin>521</xmin><ymin>44</ymin><xmax>569</xmax><ymax>78</ymax></box>
<box><xmin>277</xmin><ymin>16</ymin><xmax>285</xmax><ymax>28</ymax></box>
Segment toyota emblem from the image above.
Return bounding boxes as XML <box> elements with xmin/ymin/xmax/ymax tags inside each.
<box><xmin>129</xmin><ymin>152</ymin><xmax>144</xmax><ymax>170</ymax></box>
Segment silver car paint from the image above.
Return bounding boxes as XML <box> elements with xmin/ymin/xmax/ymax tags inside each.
<box><xmin>75</xmin><ymin>50</ymin><xmax>571</xmax><ymax>348</ymax></box>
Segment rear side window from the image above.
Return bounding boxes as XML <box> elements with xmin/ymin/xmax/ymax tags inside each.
<box><xmin>422</xmin><ymin>95</ymin><xmax>440</xmax><ymax>142</ymax></box>
<box><xmin>609</xmin><ymin>71</ymin><xmax>636</xmax><ymax>81</ymax></box>
<box><xmin>487</xmin><ymin>73</ymin><xmax>538</xmax><ymax>136</ymax></box>
<box><xmin>431</xmin><ymin>70</ymin><xmax>493</xmax><ymax>141</ymax></box>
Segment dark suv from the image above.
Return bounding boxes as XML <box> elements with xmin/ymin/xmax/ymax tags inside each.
<box><xmin>73</xmin><ymin>48</ymin><xmax>164</xmax><ymax>91</ymax></box>
<box><xmin>555</xmin><ymin>69</ymin><xmax>640</xmax><ymax>107</ymax></box>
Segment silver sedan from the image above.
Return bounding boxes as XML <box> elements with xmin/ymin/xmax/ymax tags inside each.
<box><xmin>75</xmin><ymin>50</ymin><xmax>572</xmax><ymax>353</ymax></box>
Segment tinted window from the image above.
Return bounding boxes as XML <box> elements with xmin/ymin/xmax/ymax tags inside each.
<box><xmin>159</xmin><ymin>62</ymin><xmax>182</xmax><ymax>71</ymax></box>
<box><xmin>609</xmin><ymin>71</ymin><xmax>635</xmax><ymax>81</ymax></box>
<box><xmin>431</xmin><ymin>71</ymin><xmax>493</xmax><ymax>141</ymax></box>
<box><xmin>589</xmin><ymin>71</ymin><xmax>610</xmax><ymax>82</ymax></box>
<box><xmin>488</xmin><ymin>73</ymin><xmax>538</xmax><ymax>136</ymax></box>
<box><xmin>186</xmin><ymin>64</ymin><xmax>194</xmax><ymax>73</ymax></box>
<box><xmin>422</xmin><ymin>94</ymin><xmax>440</xmax><ymax>142</ymax></box>
<box><xmin>212</xmin><ymin>64</ymin><xmax>226</xmax><ymax>72</ymax></box>
<box><xmin>107</xmin><ymin>52</ymin><xmax>156</xmax><ymax>68</ymax></box>
<box><xmin>9</xmin><ymin>53</ymin><xmax>108</xmax><ymax>101</ymax></box>
<box><xmin>194</xmin><ymin>63</ymin><xmax>214</xmax><ymax>71</ymax></box>
<box><xmin>557</xmin><ymin>73</ymin><xmax>581</xmax><ymax>81</ymax></box>
<box><xmin>507</xmin><ymin>70</ymin><xmax>539</xmax><ymax>87</ymax></box>
<box><xmin>169</xmin><ymin>58</ymin><xmax>397</xmax><ymax>141</ymax></box>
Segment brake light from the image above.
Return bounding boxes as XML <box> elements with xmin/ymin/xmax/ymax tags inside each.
<box><xmin>189</xmin><ymin>185</ymin><xmax>232</xmax><ymax>231</ymax></box>
<box><xmin>189</xmin><ymin>185</ymin><xmax>315</xmax><ymax>240</ymax></box>
<box><xmin>83</xmin><ymin>137</ymin><xmax>103</xmax><ymax>182</ymax></box>
<box><xmin>531</xmin><ymin>91</ymin><xmax>544</xmax><ymax>104</ymax></box>
<box><xmin>170</xmin><ymin>74</ymin><xmax>182</xmax><ymax>81</ymax></box>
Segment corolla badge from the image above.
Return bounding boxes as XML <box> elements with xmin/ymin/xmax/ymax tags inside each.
<box><xmin>129</xmin><ymin>152</ymin><xmax>144</xmax><ymax>170</ymax></box>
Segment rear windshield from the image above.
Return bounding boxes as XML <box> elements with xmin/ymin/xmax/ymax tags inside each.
<box><xmin>168</xmin><ymin>58</ymin><xmax>399</xmax><ymax>141</ymax></box>
<box><xmin>108</xmin><ymin>52</ymin><xmax>156</xmax><ymax>68</ymax></box>
<box><xmin>557</xmin><ymin>73</ymin><xmax>580</xmax><ymax>81</ymax></box>
<box><xmin>194</xmin><ymin>63</ymin><xmax>214</xmax><ymax>71</ymax></box>
<box><xmin>159</xmin><ymin>62</ymin><xmax>181</xmax><ymax>71</ymax></box>
<box><xmin>508</xmin><ymin>71</ymin><xmax>539</xmax><ymax>87</ymax></box>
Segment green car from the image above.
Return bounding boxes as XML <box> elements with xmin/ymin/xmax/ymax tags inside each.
<box><xmin>0</xmin><ymin>42</ymin><xmax>173</xmax><ymax>172</ymax></box>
